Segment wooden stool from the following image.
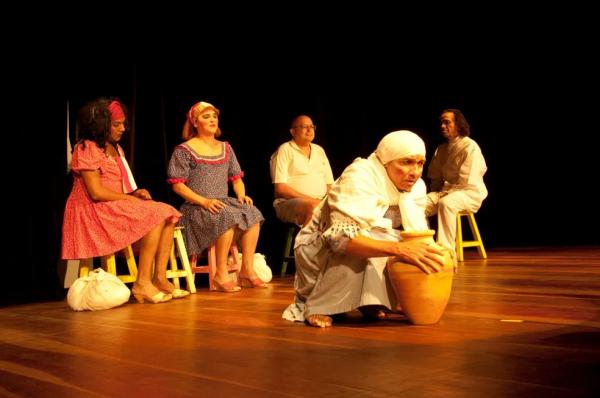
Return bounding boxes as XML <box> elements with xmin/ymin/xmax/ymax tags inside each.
<box><xmin>79</xmin><ymin>245</ymin><xmax>138</xmax><ymax>283</ymax></box>
<box><xmin>280</xmin><ymin>225</ymin><xmax>298</xmax><ymax>278</ymax></box>
<box><xmin>167</xmin><ymin>227</ymin><xmax>197</xmax><ymax>293</ymax></box>
<box><xmin>190</xmin><ymin>244</ymin><xmax>241</xmax><ymax>291</ymax></box>
<box><xmin>456</xmin><ymin>211</ymin><xmax>487</xmax><ymax>262</ymax></box>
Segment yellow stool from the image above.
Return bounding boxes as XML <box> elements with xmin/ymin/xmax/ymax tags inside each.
<box><xmin>456</xmin><ymin>211</ymin><xmax>487</xmax><ymax>262</ymax></box>
<box><xmin>79</xmin><ymin>245</ymin><xmax>138</xmax><ymax>283</ymax></box>
<box><xmin>167</xmin><ymin>227</ymin><xmax>197</xmax><ymax>293</ymax></box>
<box><xmin>280</xmin><ymin>225</ymin><xmax>298</xmax><ymax>278</ymax></box>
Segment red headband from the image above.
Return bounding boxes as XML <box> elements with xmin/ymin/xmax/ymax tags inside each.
<box><xmin>108</xmin><ymin>101</ymin><xmax>125</xmax><ymax>121</ymax></box>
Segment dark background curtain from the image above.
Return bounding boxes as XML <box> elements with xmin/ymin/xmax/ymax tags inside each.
<box><xmin>4</xmin><ymin>24</ymin><xmax>598</xmax><ymax>306</ymax></box>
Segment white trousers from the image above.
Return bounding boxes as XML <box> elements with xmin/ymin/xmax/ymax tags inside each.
<box><xmin>426</xmin><ymin>190</ymin><xmax>483</xmax><ymax>250</ymax></box>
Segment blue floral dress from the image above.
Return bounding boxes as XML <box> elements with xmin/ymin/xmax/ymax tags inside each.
<box><xmin>167</xmin><ymin>141</ymin><xmax>264</xmax><ymax>255</ymax></box>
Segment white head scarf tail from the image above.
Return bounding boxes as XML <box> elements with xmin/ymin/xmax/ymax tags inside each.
<box><xmin>375</xmin><ymin>130</ymin><xmax>426</xmax><ymax>165</ymax></box>
<box><xmin>374</xmin><ymin>130</ymin><xmax>429</xmax><ymax>232</ymax></box>
<box><xmin>398</xmin><ymin>179</ymin><xmax>429</xmax><ymax>231</ymax></box>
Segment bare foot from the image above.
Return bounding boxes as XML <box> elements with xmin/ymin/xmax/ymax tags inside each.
<box><xmin>306</xmin><ymin>314</ymin><xmax>333</xmax><ymax>328</ymax></box>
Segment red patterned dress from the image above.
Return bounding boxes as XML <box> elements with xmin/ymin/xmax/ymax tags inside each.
<box><xmin>62</xmin><ymin>140</ymin><xmax>181</xmax><ymax>259</ymax></box>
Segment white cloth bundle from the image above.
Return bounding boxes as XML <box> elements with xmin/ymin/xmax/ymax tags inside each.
<box><xmin>253</xmin><ymin>253</ymin><xmax>273</xmax><ymax>283</ymax></box>
<box><xmin>67</xmin><ymin>268</ymin><xmax>131</xmax><ymax>311</ymax></box>
<box><xmin>228</xmin><ymin>252</ymin><xmax>273</xmax><ymax>283</ymax></box>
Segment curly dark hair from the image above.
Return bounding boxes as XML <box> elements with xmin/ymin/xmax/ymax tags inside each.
<box><xmin>76</xmin><ymin>97</ymin><xmax>129</xmax><ymax>148</ymax></box>
<box><xmin>442</xmin><ymin>108</ymin><xmax>470</xmax><ymax>137</ymax></box>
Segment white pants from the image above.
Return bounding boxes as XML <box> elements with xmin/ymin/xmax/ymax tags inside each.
<box><xmin>426</xmin><ymin>190</ymin><xmax>483</xmax><ymax>250</ymax></box>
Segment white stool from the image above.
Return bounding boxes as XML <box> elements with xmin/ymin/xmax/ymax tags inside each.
<box><xmin>167</xmin><ymin>227</ymin><xmax>197</xmax><ymax>293</ymax></box>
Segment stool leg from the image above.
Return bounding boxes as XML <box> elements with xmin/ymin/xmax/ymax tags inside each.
<box><xmin>456</xmin><ymin>214</ymin><xmax>464</xmax><ymax>262</ymax></box>
<box><xmin>102</xmin><ymin>254</ymin><xmax>118</xmax><ymax>275</ymax></box>
<box><xmin>123</xmin><ymin>245</ymin><xmax>138</xmax><ymax>281</ymax></box>
<box><xmin>79</xmin><ymin>258</ymin><xmax>92</xmax><ymax>277</ymax></box>
<box><xmin>281</xmin><ymin>228</ymin><xmax>294</xmax><ymax>278</ymax></box>
<box><xmin>174</xmin><ymin>228</ymin><xmax>196</xmax><ymax>293</ymax></box>
<box><xmin>229</xmin><ymin>244</ymin><xmax>241</xmax><ymax>283</ymax></box>
<box><xmin>109</xmin><ymin>246</ymin><xmax>138</xmax><ymax>284</ymax></box>
<box><xmin>80</xmin><ymin>247</ymin><xmax>138</xmax><ymax>283</ymax></box>
<box><xmin>207</xmin><ymin>245</ymin><xmax>217</xmax><ymax>291</ymax></box>
<box><xmin>467</xmin><ymin>213</ymin><xmax>487</xmax><ymax>259</ymax></box>
<box><xmin>168</xmin><ymin>244</ymin><xmax>181</xmax><ymax>289</ymax></box>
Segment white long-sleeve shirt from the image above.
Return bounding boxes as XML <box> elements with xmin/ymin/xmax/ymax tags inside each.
<box><xmin>427</xmin><ymin>136</ymin><xmax>488</xmax><ymax>200</ymax></box>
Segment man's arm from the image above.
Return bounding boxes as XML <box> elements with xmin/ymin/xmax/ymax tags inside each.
<box><xmin>274</xmin><ymin>183</ymin><xmax>319</xmax><ymax>200</ymax></box>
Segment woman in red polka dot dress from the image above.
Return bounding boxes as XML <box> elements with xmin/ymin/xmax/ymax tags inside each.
<box><xmin>62</xmin><ymin>98</ymin><xmax>184</xmax><ymax>304</ymax></box>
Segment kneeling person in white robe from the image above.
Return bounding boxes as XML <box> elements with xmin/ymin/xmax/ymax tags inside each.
<box><xmin>282</xmin><ymin>130</ymin><xmax>446</xmax><ymax>328</ymax></box>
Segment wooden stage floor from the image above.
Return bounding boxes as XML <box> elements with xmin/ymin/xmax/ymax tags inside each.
<box><xmin>1</xmin><ymin>247</ymin><xmax>599</xmax><ymax>397</ymax></box>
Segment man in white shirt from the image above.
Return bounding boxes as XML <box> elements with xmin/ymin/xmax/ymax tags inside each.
<box><xmin>270</xmin><ymin>115</ymin><xmax>334</xmax><ymax>226</ymax></box>
<box><xmin>426</xmin><ymin>109</ymin><xmax>488</xmax><ymax>252</ymax></box>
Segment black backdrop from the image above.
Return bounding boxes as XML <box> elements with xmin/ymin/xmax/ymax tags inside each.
<box><xmin>4</xmin><ymin>25</ymin><xmax>599</xmax><ymax>306</ymax></box>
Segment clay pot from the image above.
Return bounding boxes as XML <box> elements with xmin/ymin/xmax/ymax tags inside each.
<box><xmin>386</xmin><ymin>230</ymin><xmax>454</xmax><ymax>325</ymax></box>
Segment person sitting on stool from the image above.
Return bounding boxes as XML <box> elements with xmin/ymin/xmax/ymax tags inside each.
<box><xmin>270</xmin><ymin>114</ymin><xmax>334</xmax><ymax>226</ymax></box>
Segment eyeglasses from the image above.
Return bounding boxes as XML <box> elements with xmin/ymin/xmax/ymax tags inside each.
<box><xmin>293</xmin><ymin>124</ymin><xmax>316</xmax><ymax>130</ymax></box>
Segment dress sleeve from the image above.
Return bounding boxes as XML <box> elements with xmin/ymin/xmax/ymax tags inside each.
<box><xmin>167</xmin><ymin>146</ymin><xmax>191</xmax><ymax>184</ymax></box>
<box><xmin>322</xmin><ymin>211</ymin><xmax>360</xmax><ymax>253</ymax></box>
<box><xmin>70</xmin><ymin>141</ymin><xmax>103</xmax><ymax>173</ymax></box>
<box><xmin>226</xmin><ymin>143</ymin><xmax>244</xmax><ymax>182</ymax></box>
<box><xmin>458</xmin><ymin>142</ymin><xmax>487</xmax><ymax>186</ymax></box>
<box><xmin>321</xmin><ymin>160</ymin><xmax>390</xmax><ymax>253</ymax></box>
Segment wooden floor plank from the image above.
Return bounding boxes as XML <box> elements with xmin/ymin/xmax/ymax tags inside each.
<box><xmin>1</xmin><ymin>247</ymin><xmax>599</xmax><ymax>397</ymax></box>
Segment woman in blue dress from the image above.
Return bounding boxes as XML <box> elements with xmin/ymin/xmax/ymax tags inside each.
<box><xmin>168</xmin><ymin>101</ymin><xmax>266</xmax><ymax>292</ymax></box>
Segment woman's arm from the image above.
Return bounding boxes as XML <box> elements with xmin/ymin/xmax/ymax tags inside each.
<box><xmin>346</xmin><ymin>235</ymin><xmax>445</xmax><ymax>274</ymax></box>
<box><xmin>274</xmin><ymin>183</ymin><xmax>317</xmax><ymax>200</ymax></box>
<box><xmin>81</xmin><ymin>170</ymin><xmax>136</xmax><ymax>202</ymax></box>
<box><xmin>232</xmin><ymin>179</ymin><xmax>253</xmax><ymax>205</ymax></box>
<box><xmin>172</xmin><ymin>182</ymin><xmax>225</xmax><ymax>214</ymax></box>
<box><xmin>129</xmin><ymin>189</ymin><xmax>152</xmax><ymax>200</ymax></box>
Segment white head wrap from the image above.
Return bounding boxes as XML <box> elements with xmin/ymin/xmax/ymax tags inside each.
<box><xmin>375</xmin><ymin>130</ymin><xmax>426</xmax><ymax>165</ymax></box>
<box><xmin>374</xmin><ymin>130</ymin><xmax>429</xmax><ymax>231</ymax></box>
